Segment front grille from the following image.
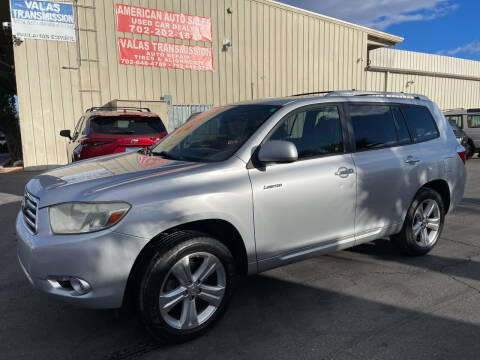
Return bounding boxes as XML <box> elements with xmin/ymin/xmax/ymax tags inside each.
<box><xmin>22</xmin><ymin>191</ymin><xmax>39</xmax><ymax>235</ymax></box>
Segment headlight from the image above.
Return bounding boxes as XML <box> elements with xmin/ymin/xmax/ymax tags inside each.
<box><xmin>49</xmin><ymin>202</ymin><xmax>131</xmax><ymax>234</ymax></box>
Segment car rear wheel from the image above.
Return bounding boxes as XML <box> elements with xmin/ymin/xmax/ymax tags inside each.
<box><xmin>465</xmin><ymin>142</ymin><xmax>473</xmax><ymax>159</ymax></box>
<box><xmin>138</xmin><ymin>231</ymin><xmax>237</xmax><ymax>343</ymax></box>
<box><xmin>391</xmin><ymin>188</ymin><xmax>445</xmax><ymax>256</ymax></box>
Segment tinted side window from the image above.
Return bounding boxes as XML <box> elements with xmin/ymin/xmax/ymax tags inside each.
<box><xmin>402</xmin><ymin>105</ymin><xmax>439</xmax><ymax>143</ymax></box>
<box><xmin>392</xmin><ymin>107</ymin><xmax>412</xmax><ymax>146</ymax></box>
<box><xmin>269</xmin><ymin>106</ymin><xmax>343</xmax><ymax>159</ymax></box>
<box><xmin>350</xmin><ymin>105</ymin><xmax>398</xmax><ymax>151</ymax></box>
<box><xmin>467</xmin><ymin>115</ymin><xmax>480</xmax><ymax>128</ymax></box>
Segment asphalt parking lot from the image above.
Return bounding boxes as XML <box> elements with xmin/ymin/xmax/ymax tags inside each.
<box><xmin>1</xmin><ymin>159</ymin><xmax>480</xmax><ymax>360</ymax></box>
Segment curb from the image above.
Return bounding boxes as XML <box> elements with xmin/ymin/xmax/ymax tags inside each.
<box><xmin>0</xmin><ymin>167</ymin><xmax>23</xmax><ymax>174</ymax></box>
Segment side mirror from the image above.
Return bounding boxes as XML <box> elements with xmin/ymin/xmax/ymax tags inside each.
<box><xmin>60</xmin><ymin>130</ymin><xmax>72</xmax><ymax>140</ymax></box>
<box><xmin>258</xmin><ymin>140</ymin><xmax>298</xmax><ymax>164</ymax></box>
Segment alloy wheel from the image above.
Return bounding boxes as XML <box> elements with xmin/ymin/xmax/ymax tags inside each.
<box><xmin>159</xmin><ymin>252</ymin><xmax>226</xmax><ymax>330</ymax></box>
<box><xmin>412</xmin><ymin>199</ymin><xmax>441</xmax><ymax>248</ymax></box>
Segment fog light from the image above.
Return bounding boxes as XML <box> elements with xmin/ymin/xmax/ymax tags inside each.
<box><xmin>47</xmin><ymin>276</ymin><xmax>91</xmax><ymax>296</ymax></box>
<box><xmin>70</xmin><ymin>277</ymin><xmax>91</xmax><ymax>295</ymax></box>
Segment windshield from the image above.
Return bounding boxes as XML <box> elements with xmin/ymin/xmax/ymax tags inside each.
<box><xmin>151</xmin><ymin>105</ymin><xmax>280</xmax><ymax>162</ymax></box>
<box><xmin>91</xmin><ymin>116</ymin><xmax>166</xmax><ymax>135</ymax></box>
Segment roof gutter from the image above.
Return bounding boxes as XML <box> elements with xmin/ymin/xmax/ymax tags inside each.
<box><xmin>366</xmin><ymin>65</ymin><xmax>480</xmax><ymax>82</ymax></box>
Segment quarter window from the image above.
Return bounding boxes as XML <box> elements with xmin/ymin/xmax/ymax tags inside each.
<box><xmin>268</xmin><ymin>106</ymin><xmax>343</xmax><ymax>159</ymax></box>
<box><xmin>401</xmin><ymin>105</ymin><xmax>439</xmax><ymax>143</ymax></box>
<box><xmin>467</xmin><ymin>115</ymin><xmax>480</xmax><ymax>128</ymax></box>
<box><xmin>350</xmin><ymin>105</ymin><xmax>398</xmax><ymax>151</ymax></box>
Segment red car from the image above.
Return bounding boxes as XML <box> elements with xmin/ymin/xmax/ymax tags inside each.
<box><xmin>60</xmin><ymin>107</ymin><xmax>168</xmax><ymax>162</ymax></box>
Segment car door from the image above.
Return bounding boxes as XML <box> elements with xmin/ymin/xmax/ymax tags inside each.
<box><xmin>349</xmin><ymin>104</ymin><xmax>424</xmax><ymax>244</ymax></box>
<box><xmin>248</xmin><ymin>104</ymin><xmax>357</xmax><ymax>271</ymax></box>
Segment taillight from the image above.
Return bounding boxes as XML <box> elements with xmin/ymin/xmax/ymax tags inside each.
<box><xmin>81</xmin><ymin>139</ymin><xmax>114</xmax><ymax>147</ymax></box>
<box><xmin>457</xmin><ymin>145</ymin><xmax>466</xmax><ymax>165</ymax></box>
<box><xmin>150</xmin><ymin>134</ymin><xmax>166</xmax><ymax>143</ymax></box>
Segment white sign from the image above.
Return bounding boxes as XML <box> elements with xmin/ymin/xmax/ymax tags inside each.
<box><xmin>10</xmin><ymin>0</ymin><xmax>76</xmax><ymax>42</ymax></box>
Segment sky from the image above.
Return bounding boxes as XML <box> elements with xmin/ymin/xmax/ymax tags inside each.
<box><xmin>278</xmin><ymin>0</ymin><xmax>480</xmax><ymax>61</ymax></box>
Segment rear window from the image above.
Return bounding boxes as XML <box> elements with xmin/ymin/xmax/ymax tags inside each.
<box><xmin>90</xmin><ymin>116</ymin><xmax>166</xmax><ymax>135</ymax></box>
<box><xmin>401</xmin><ymin>105</ymin><xmax>439</xmax><ymax>143</ymax></box>
<box><xmin>350</xmin><ymin>105</ymin><xmax>398</xmax><ymax>151</ymax></box>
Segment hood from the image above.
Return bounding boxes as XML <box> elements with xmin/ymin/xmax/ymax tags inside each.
<box><xmin>26</xmin><ymin>152</ymin><xmax>207</xmax><ymax>206</ymax></box>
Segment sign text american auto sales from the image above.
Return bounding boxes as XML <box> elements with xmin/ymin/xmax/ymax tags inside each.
<box><xmin>116</xmin><ymin>3</ymin><xmax>213</xmax><ymax>42</ymax></box>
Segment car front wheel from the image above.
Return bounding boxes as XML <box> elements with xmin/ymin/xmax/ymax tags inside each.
<box><xmin>138</xmin><ymin>231</ymin><xmax>237</xmax><ymax>343</ymax></box>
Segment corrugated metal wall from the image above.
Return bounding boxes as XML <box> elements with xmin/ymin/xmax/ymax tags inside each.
<box><xmin>14</xmin><ymin>0</ymin><xmax>380</xmax><ymax>169</ymax></box>
<box><xmin>170</xmin><ymin>105</ymin><xmax>212</xmax><ymax>130</ymax></box>
<box><xmin>16</xmin><ymin>0</ymin><xmax>480</xmax><ymax>169</ymax></box>
<box><xmin>367</xmin><ymin>48</ymin><xmax>480</xmax><ymax>111</ymax></box>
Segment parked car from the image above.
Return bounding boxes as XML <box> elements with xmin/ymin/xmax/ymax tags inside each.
<box><xmin>444</xmin><ymin>108</ymin><xmax>480</xmax><ymax>158</ymax></box>
<box><xmin>60</xmin><ymin>107</ymin><xmax>168</xmax><ymax>162</ymax></box>
<box><xmin>0</xmin><ymin>132</ymin><xmax>7</xmax><ymax>153</ymax></box>
<box><xmin>18</xmin><ymin>91</ymin><xmax>466</xmax><ymax>343</ymax></box>
<box><xmin>448</xmin><ymin>119</ymin><xmax>469</xmax><ymax>151</ymax></box>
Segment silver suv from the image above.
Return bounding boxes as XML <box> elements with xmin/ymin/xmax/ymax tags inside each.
<box><xmin>17</xmin><ymin>91</ymin><xmax>466</xmax><ymax>342</ymax></box>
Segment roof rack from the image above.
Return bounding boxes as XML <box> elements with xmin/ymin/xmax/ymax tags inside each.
<box><xmin>325</xmin><ymin>90</ymin><xmax>430</xmax><ymax>101</ymax></box>
<box><xmin>442</xmin><ymin>108</ymin><xmax>465</xmax><ymax>112</ymax></box>
<box><xmin>86</xmin><ymin>106</ymin><xmax>151</xmax><ymax>113</ymax></box>
<box><xmin>292</xmin><ymin>91</ymin><xmax>333</xmax><ymax>97</ymax></box>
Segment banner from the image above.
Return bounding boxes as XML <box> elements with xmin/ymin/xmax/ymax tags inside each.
<box><xmin>116</xmin><ymin>3</ymin><xmax>213</xmax><ymax>42</ymax></box>
<box><xmin>9</xmin><ymin>0</ymin><xmax>76</xmax><ymax>42</ymax></box>
<box><xmin>118</xmin><ymin>37</ymin><xmax>214</xmax><ymax>72</ymax></box>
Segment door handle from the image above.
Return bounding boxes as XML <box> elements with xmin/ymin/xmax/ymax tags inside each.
<box><xmin>335</xmin><ymin>167</ymin><xmax>354</xmax><ymax>178</ymax></box>
<box><xmin>405</xmin><ymin>156</ymin><xmax>421</xmax><ymax>165</ymax></box>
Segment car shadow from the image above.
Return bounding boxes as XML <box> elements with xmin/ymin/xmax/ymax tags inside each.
<box><xmin>100</xmin><ymin>273</ymin><xmax>480</xmax><ymax>360</ymax></box>
<box><xmin>3</xmin><ymin>211</ymin><xmax>480</xmax><ymax>360</ymax></box>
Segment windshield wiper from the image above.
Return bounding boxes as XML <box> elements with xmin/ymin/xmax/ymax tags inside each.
<box><xmin>151</xmin><ymin>150</ymin><xmax>182</xmax><ymax>160</ymax></box>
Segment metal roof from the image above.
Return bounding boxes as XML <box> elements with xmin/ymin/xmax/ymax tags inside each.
<box><xmin>264</xmin><ymin>0</ymin><xmax>404</xmax><ymax>46</ymax></box>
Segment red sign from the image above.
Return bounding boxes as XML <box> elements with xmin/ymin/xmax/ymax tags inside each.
<box><xmin>116</xmin><ymin>3</ymin><xmax>213</xmax><ymax>42</ymax></box>
<box><xmin>118</xmin><ymin>37</ymin><xmax>214</xmax><ymax>72</ymax></box>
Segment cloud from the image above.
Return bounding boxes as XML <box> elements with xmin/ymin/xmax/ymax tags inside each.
<box><xmin>277</xmin><ymin>0</ymin><xmax>458</xmax><ymax>30</ymax></box>
<box><xmin>437</xmin><ymin>41</ymin><xmax>480</xmax><ymax>56</ymax></box>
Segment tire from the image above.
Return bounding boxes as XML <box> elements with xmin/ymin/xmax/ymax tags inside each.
<box><xmin>465</xmin><ymin>142</ymin><xmax>473</xmax><ymax>159</ymax></box>
<box><xmin>391</xmin><ymin>188</ymin><xmax>445</xmax><ymax>256</ymax></box>
<box><xmin>138</xmin><ymin>231</ymin><xmax>237</xmax><ymax>343</ymax></box>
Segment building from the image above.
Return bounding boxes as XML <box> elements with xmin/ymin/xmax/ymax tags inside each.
<box><xmin>9</xmin><ymin>0</ymin><xmax>480</xmax><ymax>169</ymax></box>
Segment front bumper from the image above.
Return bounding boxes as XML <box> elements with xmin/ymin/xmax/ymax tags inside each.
<box><xmin>16</xmin><ymin>210</ymin><xmax>148</xmax><ymax>309</ymax></box>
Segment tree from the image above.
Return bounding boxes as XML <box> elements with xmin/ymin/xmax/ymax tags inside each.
<box><xmin>0</xmin><ymin>1</ymin><xmax>22</xmax><ymax>163</ymax></box>
<box><xmin>0</xmin><ymin>94</ymin><xmax>21</xmax><ymax>162</ymax></box>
